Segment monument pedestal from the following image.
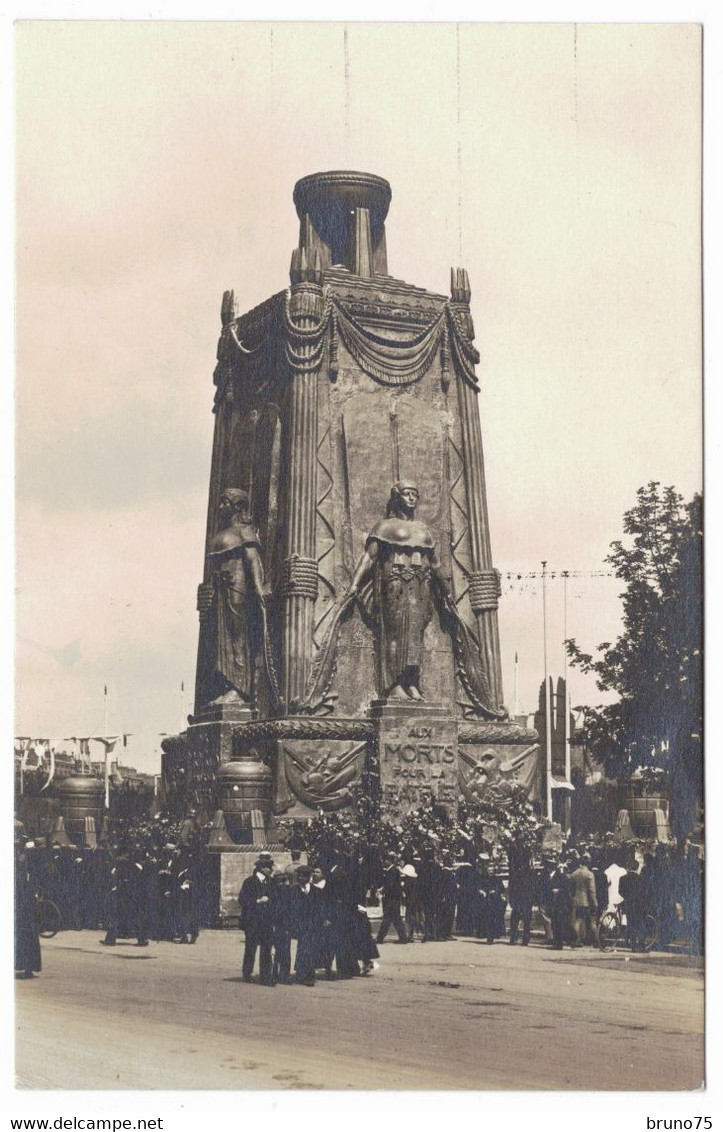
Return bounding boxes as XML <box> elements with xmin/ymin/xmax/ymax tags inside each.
<box><xmin>206</xmin><ymin>843</ymin><xmax>294</xmax><ymax>925</ymax></box>
<box><xmin>168</xmin><ymin>170</ymin><xmax>543</xmax><ymax>839</ymax></box>
<box><xmin>183</xmin><ymin>702</ymin><xmax>255</xmax><ymax>819</ymax></box>
<box><xmin>370</xmin><ymin>700</ymin><xmax>459</xmax><ymax>818</ymax></box>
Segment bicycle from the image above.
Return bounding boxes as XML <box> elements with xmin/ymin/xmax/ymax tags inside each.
<box><xmin>35</xmin><ymin>894</ymin><xmax>62</xmax><ymax>939</ymax></box>
<box><xmin>598</xmin><ymin>905</ymin><xmax>657</xmax><ymax>953</ymax></box>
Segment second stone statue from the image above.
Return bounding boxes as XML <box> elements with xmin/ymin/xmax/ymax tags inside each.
<box><xmin>200</xmin><ymin>487</ymin><xmax>280</xmax><ymax>710</ymax></box>
<box><xmin>347</xmin><ymin>482</ymin><xmax>455</xmax><ymax>701</ymax></box>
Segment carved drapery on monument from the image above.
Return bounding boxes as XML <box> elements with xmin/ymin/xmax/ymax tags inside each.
<box><xmin>167</xmin><ymin>170</ymin><xmax>537</xmax><ymax>837</ymax></box>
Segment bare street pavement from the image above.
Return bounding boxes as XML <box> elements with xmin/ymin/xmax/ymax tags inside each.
<box><xmin>15</xmin><ymin>931</ymin><xmax>703</xmax><ymax>1091</ymax></box>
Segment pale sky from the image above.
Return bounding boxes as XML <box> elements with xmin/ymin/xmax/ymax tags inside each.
<box><xmin>14</xmin><ymin>22</ymin><xmax>702</xmax><ymax>771</ymax></box>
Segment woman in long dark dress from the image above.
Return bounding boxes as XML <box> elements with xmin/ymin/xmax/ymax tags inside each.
<box><xmin>15</xmin><ymin>840</ymin><xmax>41</xmax><ymax>979</ymax></box>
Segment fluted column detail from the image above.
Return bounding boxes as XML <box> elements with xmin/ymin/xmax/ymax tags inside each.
<box><xmin>283</xmin><ymin>277</ymin><xmax>323</xmax><ymax>708</ymax></box>
<box><xmin>451</xmin><ymin>269</ymin><xmax>504</xmax><ymax>711</ymax></box>
<box><xmin>194</xmin><ymin>290</ymin><xmax>237</xmax><ymax>715</ymax></box>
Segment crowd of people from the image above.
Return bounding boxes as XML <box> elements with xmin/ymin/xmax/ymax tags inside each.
<box><xmin>232</xmin><ymin>834</ymin><xmax>703</xmax><ymax>989</ymax></box>
<box><xmin>15</xmin><ymin>808</ymin><xmax>703</xmax><ymax>983</ymax></box>
<box><xmin>14</xmin><ymin>814</ymin><xmax>210</xmax><ymax>974</ymax></box>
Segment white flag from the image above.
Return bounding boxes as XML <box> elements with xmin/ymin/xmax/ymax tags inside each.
<box><xmin>92</xmin><ymin>736</ymin><xmax>119</xmax><ymax>754</ymax></box>
<box><xmin>39</xmin><ymin>745</ymin><xmax>56</xmax><ymax>791</ymax></box>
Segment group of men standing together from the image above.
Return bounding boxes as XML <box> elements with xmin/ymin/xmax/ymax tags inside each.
<box><xmin>540</xmin><ymin>841</ymin><xmax>702</xmax><ymax>953</ymax></box>
<box><xmin>237</xmin><ymin>846</ymin><xmax>525</xmax><ymax>987</ymax></box>
<box><xmin>236</xmin><ymin>838</ymin><xmax>703</xmax><ymax>985</ymax></box>
<box><xmin>239</xmin><ymin>851</ymin><xmax>380</xmax><ymax>987</ymax></box>
<box><xmin>17</xmin><ymin>834</ymin><xmax>207</xmax><ymax>950</ymax></box>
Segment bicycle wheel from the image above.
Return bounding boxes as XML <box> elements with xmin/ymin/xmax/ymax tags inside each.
<box><xmin>642</xmin><ymin>913</ymin><xmax>658</xmax><ymax>952</ymax></box>
<box><xmin>37</xmin><ymin>898</ymin><xmax>62</xmax><ymax>939</ymax></box>
<box><xmin>598</xmin><ymin>911</ymin><xmax>620</xmax><ymax>952</ymax></box>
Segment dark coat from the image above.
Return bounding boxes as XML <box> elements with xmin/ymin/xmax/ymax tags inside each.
<box><xmin>619</xmin><ymin>870</ymin><xmax>646</xmax><ymax>918</ymax></box>
<box><xmin>549</xmin><ymin>867</ymin><xmax>574</xmax><ymax>915</ymax></box>
<box><xmin>325</xmin><ymin>864</ymin><xmax>363</xmax><ymax>974</ymax></box>
<box><xmin>417</xmin><ymin>860</ymin><xmax>443</xmax><ymax>904</ymax></box>
<box><xmin>380</xmin><ymin>865</ymin><xmax>405</xmax><ymax>903</ymax></box>
<box><xmin>286</xmin><ymin>884</ymin><xmax>321</xmax><ymax>936</ymax></box>
<box><xmin>270</xmin><ymin>880</ymin><xmax>296</xmax><ymax>934</ymax></box>
<box><xmin>508</xmin><ymin>863</ymin><xmax>536</xmax><ymax>908</ymax></box>
<box><xmin>325</xmin><ymin>864</ymin><xmax>357</xmax><ymax>911</ymax></box>
<box><xmin>290</xmin><ymin>884</ymin><xmax>324</xmax><ymax>976</ymax></box>
<box><xmin>15</xmin><ymin>851</ymin><xmax>41</xmax><ymax>973</ymax></box>
<box><xmin>238</xmin><ymin>872</ymin><xmax>273</xmax><ymax>933</ymax></box>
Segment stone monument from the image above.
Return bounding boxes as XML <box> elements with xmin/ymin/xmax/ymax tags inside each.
<box><xmin>163</xmin><ymin>170</ymin><xmax>537</xmax><ymax>914</ymax></box>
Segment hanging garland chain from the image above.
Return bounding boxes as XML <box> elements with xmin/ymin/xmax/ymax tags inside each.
<box><xmin>233</xmin><ymin>286</ymin><xmax>486</xmax><ymax>390</ymax></box>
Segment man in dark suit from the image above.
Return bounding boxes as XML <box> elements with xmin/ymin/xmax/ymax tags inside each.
<box><xmin>238</xmin><ymin>854</ymin><xmax>275</xmax><ymax>985</ymax></box>
<box><xmin>549</xmin><ymin>857</ymin><xmax>575</xmax><ymax>950</ymax></box>
<box><xmin>270</xmin><ymin>872</ymin><xmax>294</xmax><ymax>983</ymax></box>
<box><xmin>375</xmin><ymin>855</ymin><xmax>409</xmax><ymax>944</ymax></box>
<box><xmin>418</xmin><ymin>851</ymin><xmax>443</xmax><ymax>942</ymax></box>
<box><xmin>473</xmin><ymin>853</ymin><xmax>498</xmax><ymax>944</ymax></box>
<box><xmin>176</xmin><ymin>847</ymin><xmax>201</xmax><ymax>945</ymax></box>
<box><xmin>311</xmin><ymin>868</ymin><xmax>335</xmax><ymax>978</ymax></box>
<box><xmin>290</xmin><ymin>866</ymin><xmax>321</xmax><ymax>986</ymax></box>
<box><xmin>15</xmin><ymin>837</ymin><xmax>41</xmax><ymax>979</ymax></box>
<box><xmin>437</xmin><ymin>851</ymin><xmax>458</xmax><ymax>941</ymax></box>
<box><xmin>323</xmin><ymin>852</ymin><xmax>360</xmax><ymax>978</ymax></box>
<box><xmin>619</xmin><ymin>859</ymin><xmax>646</xmax><ymax>952</ymax></box>
<box><xmin>508</xmin><ymin>845</ymin><xmax>536</xmax><ymax>946</ymax></box>
<box><xmin>100</xmin><ymin>841</ymin><xmax>150</xmax><ymax>948</ymax></box>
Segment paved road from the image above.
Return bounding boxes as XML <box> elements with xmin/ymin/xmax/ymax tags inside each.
<box><xmin>15</xmin><ymin>931</ymin><xmax>704</xmax><ymax>1091</ymax></box>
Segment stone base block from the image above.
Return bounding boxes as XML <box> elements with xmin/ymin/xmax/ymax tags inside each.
<box><xmin>371</xmin><ymin>700</ymin><xmax>459</xmax><ymax>817</ymax></box>
<box><xmin>207</xmin><ymin>845</ymin><xmax>299</xmax><ymax>924</ymax></box>
<box><xmin>182</xmin><ymin>710</ymin><xmax>254</xmax><ymax>819</ymax></box>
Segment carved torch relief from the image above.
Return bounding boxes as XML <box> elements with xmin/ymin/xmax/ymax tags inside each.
<box><xmin>283</xmin><ymin>740</ymin><xmax>367</xmax><ymax>810</ymax></box>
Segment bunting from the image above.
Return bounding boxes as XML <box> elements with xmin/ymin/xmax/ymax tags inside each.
<box><xmin>39</xmin><ymin>745</ymin><xmax>55</xmax><ymax>791</ymax></box>
<box><xmin>92</xmin><ymin>736</ymin><xmax>120</xmax><ymax>810</ymax></box>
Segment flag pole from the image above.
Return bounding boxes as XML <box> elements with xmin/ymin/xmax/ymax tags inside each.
<box><xmin>563</xmin><ymin>569</ymin><xmax>571</xmax><ymax>832</ymax></box>
<box><xmin>542</xmin><ymin>561</ymin><xmax>553</xmax><ymax>822</ymax></box>
<box><xmin>563</xmin><ymin>570</ymin><xmax>571</xmax><ymax>785</ymax></box>
<box><xmin>103</xmin><ymin>684</ymin><xmax>110</xmax><ymax>809</ymax></box>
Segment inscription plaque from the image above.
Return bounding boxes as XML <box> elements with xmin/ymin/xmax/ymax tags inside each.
<box><xmin>371</xmin><ymin>700</ymin><xmax>459</xmax><ymax>817</ymax></box>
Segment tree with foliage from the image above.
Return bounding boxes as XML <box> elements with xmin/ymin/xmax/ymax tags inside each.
<box><xmin>567</xmin><ymin>483</ymin><xmax>702</xmax><ymax>837</ymax></box>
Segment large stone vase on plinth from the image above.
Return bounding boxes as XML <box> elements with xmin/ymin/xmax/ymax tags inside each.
<box><xmin>54</xmin><ymin>776</ymin><xmax>104</xmax><ymax>846</ymax></box>
<box><xmin>206</xmin><ymin>746</ymin><xmax>290</xmax><ymax>922</ymax></box>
